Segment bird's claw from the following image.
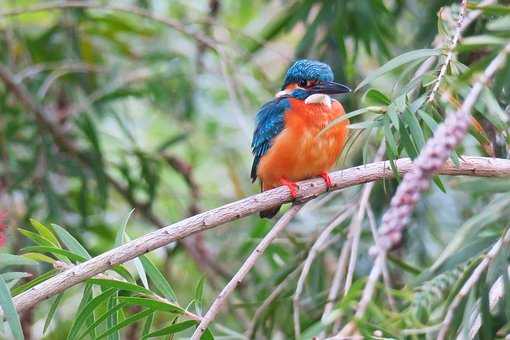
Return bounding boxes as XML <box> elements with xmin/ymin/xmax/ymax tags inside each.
<box><xmin>320</xmin><ymin>172</ymin><xmax>333</xmax><ymax>190</ymax></box>
<box><xmin>280</xmin><ymin>178</ymin><xmax>299</xmax><ymax>199</ymax></box>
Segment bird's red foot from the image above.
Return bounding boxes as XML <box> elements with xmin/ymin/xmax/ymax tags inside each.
<box><xmin>320</xmin><ymin>172</ymin><xmax>333</xmax><ymax>190</ymax></box>
<box><xmin>280</xmin><ymin>178</ymin><xmax>299</xmax><ymax>199</ymax></box>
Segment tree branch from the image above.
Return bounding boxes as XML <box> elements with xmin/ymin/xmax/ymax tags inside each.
<box><xmin>0</xmin><ymin>1</ymin><xmax>217</xmax><ymax>50</ymax></box>
<box><xmin>191</xmin><ymin>204</ymin><xmax>303</xmax><ymax>339</ymax></box>
<box><xmin>4</xmin><ymin>155</ymin><xmax>509</xmax><ymax>316</ymax></box>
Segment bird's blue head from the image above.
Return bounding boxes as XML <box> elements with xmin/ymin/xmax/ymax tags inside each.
<box><xmin>280</xmin><ymin>59</ymin><xmax>350</xmax><ymax>99</ymax></box>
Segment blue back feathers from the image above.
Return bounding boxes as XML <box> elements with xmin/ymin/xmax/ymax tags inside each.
<box><xmin>250</xmin><ymin>97</ymin><xmax>290</xmax><ymax>182</ymax></box>
<box><xmin>282</xmin><ymin>59</ymin><xmax>334</xmax><ymax>89</ymax></box>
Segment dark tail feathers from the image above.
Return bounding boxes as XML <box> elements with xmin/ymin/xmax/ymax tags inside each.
<box><xmin>260</xmin><ymin>205</ymin><xmax>281</xmax><ymax>219</ymax></box>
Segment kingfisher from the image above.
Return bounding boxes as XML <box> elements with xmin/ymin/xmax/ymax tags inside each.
<box><xmin>251</xmin><ymin>59</ymin><xmax>351</xmax><ymax>218</ymax></box>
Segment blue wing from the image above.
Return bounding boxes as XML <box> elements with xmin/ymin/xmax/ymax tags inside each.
<box><xmin>251</xmin><ymin>97</ymin><xmax>290</xmax><ymax>182</ymax></box>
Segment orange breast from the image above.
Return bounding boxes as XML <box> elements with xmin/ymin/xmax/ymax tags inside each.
<box><xmin>257</xmin><ymin>98</ymin><xmax>348</xmax><ymax>191</ymax></box>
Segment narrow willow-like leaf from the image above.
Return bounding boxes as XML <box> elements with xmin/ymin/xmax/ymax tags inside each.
<box><xmin>431</xmin><ymin>196</ymin><xmax>510</xmax><ymax>272</ymax></box>
<box><xmin>356</xmin><ymin>48</ymin><xmax>440</xmax><ymax>91</ymax></box>
<box><xmin>117</xmin><ymin>296</ymin><xmax>184</xmax><ymax>314</ymax></box>
<box><xmin>29</xmin><ymin>219</ymin><xmax>60</xmax><ymax>246</ymax></box>
<box><xmin>0</xmin><ymin>272</ymin><xmax>31</xmax><ymax>282</ymax></box>
<box><xmin>194</xmin><ymin>276</ymin><xmax>205</xmax><ymax>315</ymax></box>
<box><xmin>107</xmin><ymin>295</ymin><xmax>120</xmax><ymax>340</ymax></box>
<box><xmin>141</xmin><ymin>312</ymin><xmax>154</xmax><ymax>338</ymax></box>
<box><xmin>88</xmin><ymin>278</ymin><xmax>154</xmax><ymax>295</ymax></box>
<box><xmin>12</xmin><ymin>270</ymin><xmax>57</xmax><ymax>296</ymax></box>
<box><xmin>43</xmin><ymin>293</ymin><xmax>64</xmax><ymax>333</ymax></box>
<box><xmin>18</xmin><ymin>229</ymin><xmax>55</xmax><ymax>247</ymax></box>
<box><xmin>51</xmin><ymin>224</ymin><xmax>91</xmax><ymax>259</ymax></box>
<box><xmin>21</xmin><ymin>246</ymin><xmax>87</xmax><ymax>263</ymax></box>
<box><xmin>319</xmin><ymin>106</ymin><xmax>385</xmax><ymax>136</ymax></box>
<box><xmin>0</xmin><ymin>278</ymin><xmax>23</xmax><ymax>340</ymax></box>
<box><xmin>0</xmin><ymin>254</ymin><xmax>38</xmax><ymax>268</ymax></box>
<box><xmin>402</xmin><ymin>110</ymin><xmax>425</xmax><ymax>149</ymax></box>
<box><xmin>96</xmin><ymin>309</ymin><xmax>153</xmax><ymax>340</ymax></box>
<box><xmin>114</xmin><ymin>208</ymin><xmax>135</xmax><ymax>247</ymax></box>
<box><xmin>78</xmin><ymin>302</ymin><xmax>128</xmax><ymax>340</ymax></box>
<box><xmin>68</xmin><ymin>288</ymin><xmax>116</xmax><ymax>339</ymax></box>
<box><xmin>22</xmin><ymin>252</ymin><xmax>56</xmax><ymax>264</ymax></box>
<box><xmin>139</xmin><ymin>255</ymin><xmax>177</xmax><ymax>302</ymax></box>
<box><xmin>144</xmin><ymin>320</ymin><xmax>197</xmax><ymax>338</ymax></box>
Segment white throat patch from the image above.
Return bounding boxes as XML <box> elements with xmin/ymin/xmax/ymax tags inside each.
<box><xmin>304</xmin><ymin>93</ymin><xmax>332</xmax><ymax>108</ymax></box>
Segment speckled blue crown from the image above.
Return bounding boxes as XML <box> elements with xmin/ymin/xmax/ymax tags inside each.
<box><xmin>282</xmin><ymin>59</ymin><xmax>334</xmax><ymax>89</ymax></box>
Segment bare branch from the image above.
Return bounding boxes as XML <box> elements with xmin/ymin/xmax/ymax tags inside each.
<box><xmin>2</xmin><ymin>154</ymin><xmax>508</xmax><ymax>316</ymax></box>
<box><xmin>427</xmin><ymin>0</ymin><xmax>467</xmax><ymax>103</ymax></box>
<box><xmin>0</xmin><ymin>1</ymin><xmax>217</xmax><ymax>50</ymax></box>
<box><xmin>293</xmin><ymin>206</ymin><xmax>354</xmax><ymax>338</ymax></box>
<box><xmin>191</xmin><ymin>204</ymin><xmax>303</xmax><ymax>339</ymax></box>
<box><xmin>438</xmin><ymin>228</ymin><xmax>510</xmax><ymax>339</ymax></box>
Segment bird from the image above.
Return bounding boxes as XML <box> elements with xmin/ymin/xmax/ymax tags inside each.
<box><xmin>251</xmin><ymin>59</ymin><xmax>351</xmax><ymax>218</ymax></box>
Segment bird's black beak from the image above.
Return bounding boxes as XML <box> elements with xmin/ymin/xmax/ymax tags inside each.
<box><xmin>310</xmin><ymin>81</ymin><xmax>351</xmax><ymax>94</ymax></box>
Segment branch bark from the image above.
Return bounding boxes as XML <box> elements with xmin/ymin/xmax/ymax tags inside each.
<box><xmin>191</xmin><ymin>204</ymin><xmax>303</xmax><ymax>339</ymax></box>
<box><xmin>7</xmin><ymin>155</ymin><xmax>510</xmax><ymax>316</ymax></box>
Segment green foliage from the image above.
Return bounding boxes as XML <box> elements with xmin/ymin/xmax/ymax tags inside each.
<box><xmin>0</xmin><ymin>0</ymin><xmax>510</xmax><ymax>339</ymax></box>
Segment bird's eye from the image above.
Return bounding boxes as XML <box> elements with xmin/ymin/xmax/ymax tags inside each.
<box><xmin>298</xmin><ymin>80</ymin><xmax>307</xmax><ymax>88</ymax></box>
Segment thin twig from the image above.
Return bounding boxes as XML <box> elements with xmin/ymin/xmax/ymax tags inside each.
<box><xmin>437</xmin><ymin>228</ymin><xmax>510</xmax><ymax>339</ymax></box>
<box><xmin>191</xmin><ymin>204</ymin><xmax>303</xmax><ymax>339</ymax></box>
<box><xmin>320</xmin><ymin>143</ymin><xmax>386</xmax><ymax>337</ymax></box>
<box><xmin>1</xmin><ymin>155</ymin><xmax>508</xmax><ymax>316</ymax></box>
<box><xmin>246</xmin><ymin>263</ymin><xmax>303</xmax><ymax>339</ymax></box>
<box><xmin>0</xmin><ymin>1</ymin><xmax>217</xmax><ymax>50</ymax></box>
<box><xmin>427</xmin><ymin>0</ymin><xmax>467</xmax><ymax>103</ymax></box>
<box><xmin>293</xmin><ymin>207</ymin><xmax>354</xmax><ymax>338</ymax></box>
<box><xmin>367</xmin><ymin>205</ymin><xmax>396</xmax><ymax>311</ymax></box>
<box><xmin>344</xmin><ymin>143</ymin><xmax>386</xmax><ymax>297</ymax></box>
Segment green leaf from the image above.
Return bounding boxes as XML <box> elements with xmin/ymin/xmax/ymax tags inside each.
<box><xmin>78</xmin><ymin>302</ymin><xmax>128</xmax><ymax>339</ymax></box>
<box><xmin>114</xmin><ymin>210</ymin><xmax>148</xmax><ymax>289</ymax></box>
<box><xmin>88</xmin><ymin>278</ymin><xmax>154</xmax><ymax>295</ymax></box>
<box><xmin>68</xmin><ymin>288</ymin><xmax>117</xmax><ymax>339</ymax></box>
<box><xmin>320</xmin><ymin>106</ymin><xmax>385</xmax><ymax>136</ymax></box>
<box><xmin>356</xmin><ymin>49</ymin><xmax>440</xmax><ymax>91</ymax></box>
<box><xmin>431</xmin><ymin>196</ymin><xmax>510</xmax><ymax>272</ymax></box>
<box><xmin>0</xmin><ymin>254</ymin><xmax>38</xmax><ymax>268</ymax></box>
<box><xmin>0</xmin><ymin>272</ymin><xmax>32</xmax><ymax>282</ymax></box>
<box><xmin>202</xmin><ymin>327</ymin><xmax>214</xmax><ymax>340</ymax></box>
<box><xmin>363</xmin><ymin>88</ymin><xmax>391</xmax><ymax>105</ymax></box>
<box><xmin>348</xmin><ymin>119</ymin><xmax>383</xmax><ymax>130</ymax></box>
<box><xmin>22</xmin><ymin>252</ymin><xmax>56</xmax><ymax>264</ymax></box>
<box><xmin>19</xmin><ymin>228</ymin><xmax>55</xmax><ymax>247</ymax></box>
<box><xmin>12</xmin><ymin>270</ymin><xmax>57</xmax><ymax>296</ymax></box>
<box><xmin>51</xmin><ymin>224</ymin><xmax>91</xmax><ymax>259</ymax></box>
<box><xmin>194</xmin><ymin>276</ymin><xmax>205</xmax><ymax>315</ymax></box>
<box><xmin>402</xmin><ymin>110</ymin><xmax>426</xmax><ymax>150</ymax></box>
<box><xmin>95</xmin><ymin>309</ymin><xmax>153</xmax><ymax>340</ymax></box>
<box><xmin>29</xmin><ymin>219</ymin><xmax>60</xmax><ymax>246</ymax></box>
<box><xmin>21</xmin><ymin>246</ymin><xmax>87</xmax><ymax>263</ymax></box>
<box><xmin>106</xmin><ymin>295</ymin><xmax>120</xmax><ymax>340</ymax></box>
<box><xmin>141</xmin><ymin>312</ymin><xmax>154</xmax><ymax>337</ymax></box>
<box><xmin>43</xmin><ymin>293</ymin><xmax>64</xmax><ymax>334</ymax></box>
<box><xmin>144</xmin><ymin>320</ymin><xmax>197</xmax><ymax>338</ymax></box>
<box><xmin>0</xmin><ymin>278</ymin><xmax>24</xmax><ymax>340</ymax></box>
<box><xmin>117</xmin><ymin>296</ymin><xmax>184</xmax><ymax>314</ymax></box>
<box><xmin>115</xmin><ymin>208</ymin><xmax>135</xmax><ymax>247</ymax></box>
<box><xmin>487</xmin><ymin>16</ymin><xmax>510</xmax><ymax>31</ymax></box>
<box><xmin>139</xmin><ymin>255</ymin><xmax>177</xmax><ymax>302</ymax></box>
